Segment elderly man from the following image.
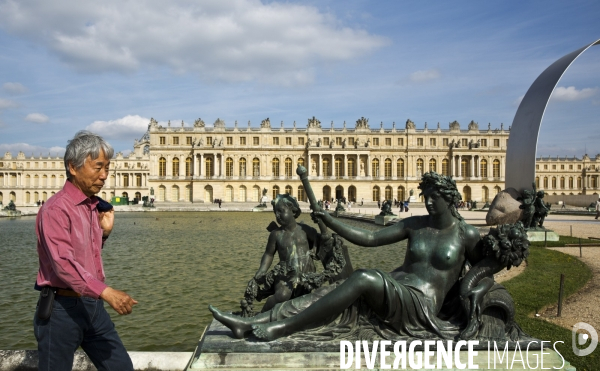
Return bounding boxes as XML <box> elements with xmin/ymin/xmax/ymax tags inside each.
<box><xmin>34</xmin><ymin>131</ymin><xmax>137</xmax><ymax>370</ymax></box>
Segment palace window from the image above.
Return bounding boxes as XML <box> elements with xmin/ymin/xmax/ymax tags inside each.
<box><xmin>206</xmin><ymin>157</ymin><xmax>213</xmax><ymax>177</ymax></box>
<box><xmin>552</xmin><ymin>165</ymin><xmax>556</xmax><ymax>170</ymax></box>
<box><xmin>461</xmin><ymin>158</ymin><xmax>469</xmax><ymax>177</ymax></box>
<box><xmin>186</xmin><ymin>157</ymin><xmax>192</xmax><ymax>176</ymax></box>
<box><xmin>398</xmin><ymin>138</ymin><xmax>404</xmax><ymax>146</ymax></box>
<box><xmin>227</xmin><ymin>137</ymin><xmax>233</xmax><ymax>145</ymax></box>
<box><xmin>430</xmin><ymin>138</ymin><xmax>436</xmax><ymax>147</ymax></box>
<box><xmin>136</xmin><ymin>174</ymin><xmax>142</xmax><ymax>187</ymax></box>
<box><xmin>172</xmin><ymin>158</ymin><xmax>180</xmax><ymax>176</ymax></box>
<box><xmin>417</xmin><ymin>138</ymin><xmax>423</xmax><ymax>146</ymax></box>
<box><xmin>561</xmin><ymin>165</ymin><xmax>564</xmax><ymax>170</ymax></box>
<box><xmin>552</xmin><ymin>177</ymin><xmax>557</xmax><ymax>188</ymax></box>
<box><xmin>298</xmin><ymin>186</ymin><xmax>305</xmax><ymax>202</ymax></box>
<box><xmin>286</xmin><ymin>137</ymin><xmax>292</xmax><ymax>145</ymax></box>
<box><xmin>239</xmin><ymin>158</ymin><xmax>247</xmax><ymax>176</ymax></box>
<box><xmin>480</xmin><ymin>159</ymin><xmax>488</xmax><ymax>177</ymax></box>
<box><xmin>442</xmin><ymin>138</ymin><xmax>448</xmax><ymax>147</ymax></box>
<box><xmin>173</xmin><ymin>137</ymin><xmax>179</xmax><ymax>145</ymax></box>
<box><xmin>429</xmin><ymin>158</ymin><xmax>436</xmax><ymax>173</ymax></box>
<box><xmin>544</xmin><ymin>177</ymin><xmax>548</xmax><ymax>189</ymax></box>
<box><xmin>560</xmin><ymin>177</ymin><xmax>565</xmax><ymax>189</ymax></box>
<box><xmin>348</xmin><ymin>159</ymin><xmax>355</xmax><ymax>177</ymax></box>
<box><xmin>207</xmin><ymin>137</ymin><xmax>213</xmax><ymax>145</ymax></box>
<box><xmin>240</xmin><ymin>137</ymin><xmax>247</xmax><ymax>145</ymax></box>
<box><xmin>123</xmin><ymin>174</ymin><xmax>129</xmax><ymax>187</ymax></box>
<box><xmin>226</xmin><ymin>158</ymin><xmax>233</xmax><ymax>177</ymax></box>
<box><xmin>160</xmin><ymin>137</ymin><xmax>166</xmax><ymax>145</ymax></box>
<box><xmin>385</xmin><ymin>138</ymin><xmax>391</xmax><ymax>146</ymax></box>
<box><xmin>481</xmin><ymin>139</ymin><xmax>487</xmax><ymax>147</ymax></box>
<box><xmin>442</xmin><ymin>159</ymin><xmax>449</xmax><ymax>176</ymax></box>
<box><xmin>323</xmin><ymin>159</ymin><xmax>330</xmax><ymax>176</ymax></box>
<box><xmin>285</xmin><ymin>185</ymin><xmax>293</xmax><ymax>196</ymax></box>
<box><xmin>186</xmin><ymin>137</ymin><xmax>192</xmax><ymax>145</ymax></box>
<box><xmin>416</xmin><ymin>159</ymin><xmax>424</xmax><ymax>177</ymax></box>
<box><xmin>373</xmin><ymin>138</ymin><xmax>379</xmax><ymax>146</ymax></box>
<box><xmin>461</xmin><ymin>138</ymin><xmax>468</xmax><ymax>147</ymax></box>
<box><xmin>272</xmin><ymin>186</ymin><xmax>280</xmax><ymax>200</ymax></box>
<box><xmin>384</xmin><ymin>158</ymin><xmax>392</xmax><ymax>178</ymax></box>
<box><xmin>298</xmin><ymin>158</ymin><xmax>305</xmax><ymax>167</ymax></box>
<box><xmin>493</xmin><ymin>139</ymin><xmax>500</xmax><ymax>147</ymax></box>
<box><xmin>397</xmin><ymin>159</ymin><xmax>405</xmax><ymax>177</ymax></box>
<box><xmin>323</xmin><ymin>137</ymin><xmax>330</xmax><ymax>146</ymax></box>
<box><xmin>273</xmin><ymin>137</ymin><xmax>279</xmax><ymax>145</ymax></box>
<box><xmin>336</xmin><ymin>137</ymin><xmax>342</xmax><ymax>146</ymax></box>
<box><xmin>272</xmin><ymin>158</ymin><xmax>280</xmax><ymax>176</ymax></box>
<box><xmin>372</xmin><ymin>159</ymin><xmax>379</xmax><ymax>177</ymax></box>
<box><xmin>569</xmin><ymin>177</ymin><xmax>574</xmax><ymax>189</ymax></box>
<box><xmin>493</xmin><ymin>160</ymin><xmax>500</xmax><ymax>177</ymax></box>
<box><xmin>544</xmin><ymin>165</ymin><xmax>548</xmax><ymax>170</ymax></box>
<box><xmin>349</xmin><ymin>138</ymin><xmax>355</xmax><ymax>146</ymax></box>
<box><xmin>536</xmin><ymin>165</ymin><xmax>539</xmax><ymax>170</ymax></box>
<box><xmin>159</xmin><ymin>157</ymin><xmax>166</xmax><ymax>176</ymax></box>
<box><xmin>298</xmin><ymin>137</ymin><xmax>304</xmax><ymax>146</ymax></box>
<box><xmin>284</xmin><ymin>158</ymin><xmax>293</xmax><ymax>177</ymax></box>
<box><xmin>578</xmin><ymin>165</ymin><xmax>582</xmax><ymax>170</ymax></box>
<box><xmin>569</xmin><ymin>165</ymin><xmax>573</xmax><ymax>170</ymax></box>
<box><xmin>253</xmin><ymin>137</ymin><xmax>259</xmax><ymax>145</ymax></box>
<box><xmin>335</xmin><ymin>158</ymin><xmax>343</xmax><ymax>177</ymax></box>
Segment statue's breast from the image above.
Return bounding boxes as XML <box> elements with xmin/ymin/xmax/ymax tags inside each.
<box><xmin>407</xmin><ymin>227</ymin><xmax>463</xmax><ymax>271</ymax></box>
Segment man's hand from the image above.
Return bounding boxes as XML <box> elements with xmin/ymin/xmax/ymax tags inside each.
<box><xmin>100</xmin><ymin>287</ymin><xmax>138</xmax><ymax>315</ymax></box>
<box><xmin>98</xmin><ymin>209</ymin><xmax>115</xmax><ymax>238</ymax></box>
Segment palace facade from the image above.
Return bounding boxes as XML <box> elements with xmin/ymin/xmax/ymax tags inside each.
<box><xmin>2</xmin><ymin>116</ymin><xmax>596</xmax><ymax>208</ymax></box>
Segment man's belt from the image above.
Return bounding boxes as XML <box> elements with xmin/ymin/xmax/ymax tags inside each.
<box><xmin>55</xmin><ymin>288</ymin><xmax>81</xmax><ymax>297</ymax></box>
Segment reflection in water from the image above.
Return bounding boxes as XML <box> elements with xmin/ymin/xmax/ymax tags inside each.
<box><xmin>0</xmin><ymin>212</ymin><xmax>406</xmax><ymax>351</ymax></box>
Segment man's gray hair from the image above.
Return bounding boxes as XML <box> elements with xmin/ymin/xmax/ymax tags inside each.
<box><xmin>64</xmin><ymin>130</ymin><xmax>114</xmax><ymax>179</ymax></box>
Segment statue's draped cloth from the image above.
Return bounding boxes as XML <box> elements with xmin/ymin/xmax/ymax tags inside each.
<box><xmin>268</xmin><ymin>269</ymin><xmax>462</xmax><ymax>341</ymax></box>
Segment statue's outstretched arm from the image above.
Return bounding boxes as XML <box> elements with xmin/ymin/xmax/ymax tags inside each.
<box><xmin>297</xmin><ymin>164</ymin><xmax>408</xmax><ymax>247</ymax></box>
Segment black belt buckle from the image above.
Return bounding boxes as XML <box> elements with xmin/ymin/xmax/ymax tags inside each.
<box><xmin>37</xmin><ymin>286</ymin><xmax>55</xmax><ymax>320</ymax></box>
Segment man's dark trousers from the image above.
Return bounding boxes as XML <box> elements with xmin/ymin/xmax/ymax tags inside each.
<box><xmin>34</xmin><ymin>295</ymin><xmax>133</xmax><ymax>371</ymax></box>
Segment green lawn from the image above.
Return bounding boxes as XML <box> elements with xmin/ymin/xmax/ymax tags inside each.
<box><xmin>503</xmin><ymin>241</ymin><xmax>596</xmax><ymax>370</ymax></box>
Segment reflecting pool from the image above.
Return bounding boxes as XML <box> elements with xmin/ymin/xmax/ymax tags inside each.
<box><xmin>0</xmin><ymin>211</ymin><xmax>406</xmax><ymax>351</ymax></box>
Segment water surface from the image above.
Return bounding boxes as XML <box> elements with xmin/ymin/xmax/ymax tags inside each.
<box><xmin>0</xmin><ymin>211</ymin><xmax>406</xmax><ymax>351</ymax></box>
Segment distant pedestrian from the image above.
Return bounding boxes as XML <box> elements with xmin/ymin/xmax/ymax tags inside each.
<box><xmin>347</xmin><ymin>201</ymin><xmax>351</xmax><ymax>211</ymax></box>
<box><xmin>595</xmin><ymin>198</ymin><xmax>600</xmax><ymax>220</ymax></box>
<box><xmin>218</xmin><ymin>199</ymin><xmax>222</xmax><ymax>208</ymax></box>
<box><xmin>360</xmin><ymin>198</ymin><xmax>364</xmax><ymax>206</ymax></box>
<box><xmin>377</xmin><ymin>200</ymin><xmax>381</xmax><ymax>209</ymax></box>
<box><xmin>561</xmin><ymin>201</ymin><xmax>566</xmax><ymax>209</ymax></box>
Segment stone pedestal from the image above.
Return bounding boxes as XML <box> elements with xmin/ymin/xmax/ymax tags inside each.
<box><xmin>527</xmin><ymin>229</ymin><xmax>559</xmax><ymax>242</ymax></box>
<box><xmin>187</xmin><ymin>320</ymin><xmax>575</xmax><ymax>370</ymax></box>
<box><xmin>374</xmin><ymin>215</ymin><xmax>397</xmax><ymax>226</ymax></box>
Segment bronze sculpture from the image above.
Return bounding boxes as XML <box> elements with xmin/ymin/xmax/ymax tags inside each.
<box><xmin>210</xmin><ymin>169</ymin><xmax>528</xmax><ymax>343</ymax></box>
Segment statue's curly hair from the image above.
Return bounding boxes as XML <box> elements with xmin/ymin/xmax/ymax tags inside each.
<box><xmin>271</xmin><ymin>194</ymin><xmax>301</xmax><ymax>218</ymax></box>
<box><xmin>418</xmin><ymin>171</ymin><xmax>463</xmax><ymax>222</ymax></box>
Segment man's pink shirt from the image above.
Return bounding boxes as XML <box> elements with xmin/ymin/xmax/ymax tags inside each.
<box><xmin>36</xmin><ymin>181</ymin><xmax>108</xmax><ymax>298</ymax></box>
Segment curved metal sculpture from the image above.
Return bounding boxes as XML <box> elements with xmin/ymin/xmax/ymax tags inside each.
<box><xmin>506</xmin><ymin>39</ymin><xmax>600</xmax><ymax>192</ymax></box>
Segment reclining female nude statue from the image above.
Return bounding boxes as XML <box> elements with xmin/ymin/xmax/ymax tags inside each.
<box><xmin>210</xmin><ymin>169</ymin><xmax>529</xmax><ymax>342</ymax></box>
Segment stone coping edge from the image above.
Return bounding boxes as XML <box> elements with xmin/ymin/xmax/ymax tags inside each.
<box><xmin>0</xmin><ymin>350</ymin><xmax>193</xmax><ymax>371</ymax></box>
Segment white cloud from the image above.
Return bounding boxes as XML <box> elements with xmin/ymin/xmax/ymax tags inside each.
<box><xmin>0</xmin><ymin>143</ymin><xmax>65</xmax><ymax>157</ymax></box>
<box><xmin>551</xmin><ymin>86</ymin><xmax>598</xmax><ymax>101</ymax></box>
<box><xmin>3</xmin><ymin>82</ymin><xmax>27</xmax><ymax>94</ymax></box>
<box><xmin>0</xmin><ymin>0</ymin><xmax>388</xmax><ymax>86</ymax></box>
<box><xmin>25</xmin><ymin>113</ymin><xmax>49</xmax><ymax>123</ymax></box>
<box><xmin>86</xmin><ymin>115</ymin><xmax>150</xmax><ymax>140</ymax></box>
<box><xmin>0</xmin><ymin>98</ymin><xmax>17</xmax><ymax>110</ymax></box>
<box><xmin>409</xmin><ymin>69</ymin><xmax>441</xmax><ymax>83</ymax></box>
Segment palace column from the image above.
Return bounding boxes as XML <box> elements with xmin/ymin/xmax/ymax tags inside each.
<box><xmin>458</xmin><ymin>155</ymin><xmax>462</xmax><ymax>177</ymax></box>
<box><xmin>200</xmin><ymin>154</ymin><xmax>205</xmax><ymax>178</ymax></box>
<box><xmin>319</xmin><ymin>154</ymin><xmax>322</xmax><ymax>177</ymax></box>
<box><xmin>450</xmin><ymin>156</ymin><xmax>454</xmax><ymax>177</ymax></box>
<box><xmin>470</xmin><ymin>156</ymin><xmax>475</xmax><ymax>178</ymax></box>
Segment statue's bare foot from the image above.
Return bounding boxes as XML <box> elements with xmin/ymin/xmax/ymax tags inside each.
<box><xmin>209</xmin><ymin>305</ymin><xmax>252</xmax><ymax>339</ymax></box>
<box><xmin>251</xmin><ymin>322</ymin><xmax>287</xmax><ymax>341</ymax></box>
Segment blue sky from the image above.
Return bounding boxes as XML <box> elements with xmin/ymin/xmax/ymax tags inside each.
<box><xmin>0</xmin><ymin>0</ymin><xmax>598</xmax><ymax>158</ymax></box>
